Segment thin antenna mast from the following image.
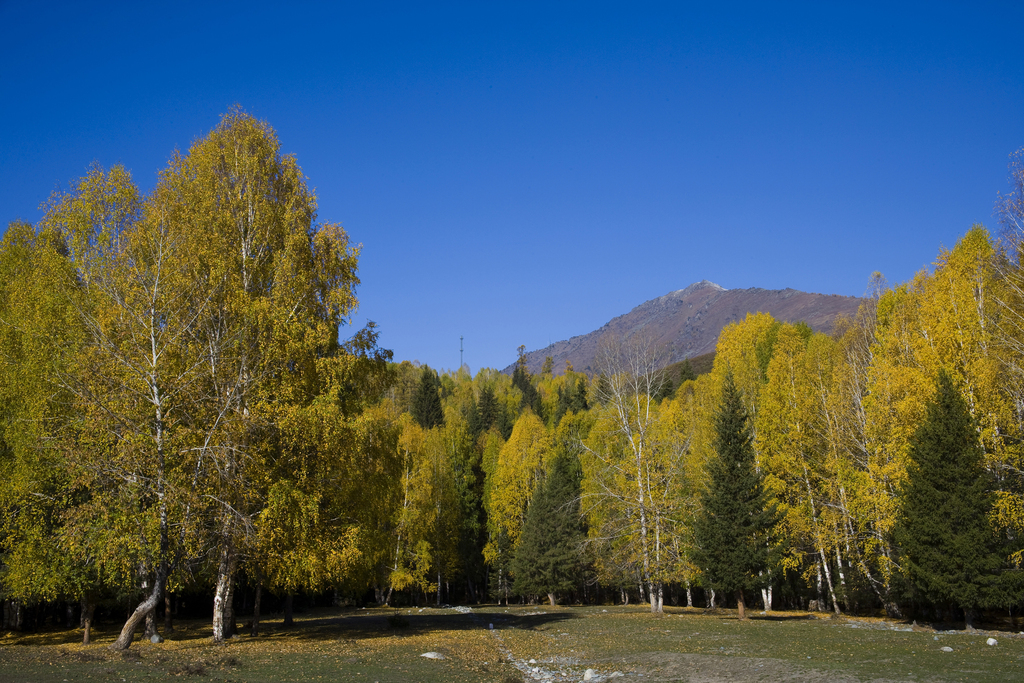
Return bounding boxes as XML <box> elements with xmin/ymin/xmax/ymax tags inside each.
<box><xmin>460</xmin><ymin>336</ymin><xmax>464</xmax><ymax>369</ymax></box>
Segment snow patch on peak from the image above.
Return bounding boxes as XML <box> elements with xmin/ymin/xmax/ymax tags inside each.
<box><xmin>676</xmin><ymin>280</ymin><xmax>726</xmax><ymax>296</ymax></box>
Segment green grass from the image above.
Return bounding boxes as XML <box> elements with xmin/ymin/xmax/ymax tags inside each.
<box><xmin>1</xmin><ymin>605</ymin><xmax>1021</xmax><ymax>682</ymax></box>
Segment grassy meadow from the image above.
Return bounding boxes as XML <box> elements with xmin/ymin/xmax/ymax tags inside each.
<box><xmin>2</xmin><ymin>605</ymin><xmax>1022</xmax><ymax>682</ymax></box>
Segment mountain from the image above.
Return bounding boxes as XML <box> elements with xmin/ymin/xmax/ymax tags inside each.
<box><xmin>507</xmin><ymin>281</ymin><xmax>864</xmax><ymax>376</ymax></box>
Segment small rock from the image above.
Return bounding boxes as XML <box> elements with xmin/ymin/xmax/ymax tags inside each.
<box><xmin>420</xmin><ymin>652</ymin><xmax>445</xmax><ymax>659</ymax></box>
<box><xmin>150</xmin><ymin>634</ymin><xmax>163</xmax><ymax>644</ymax></box>
<box><xmin>987</xmin><ymin>637</ymin><xmax>998</xmax><ymax>646</ymax></box>
<box><xmin>933</xmin><ymin>636</ymin><xmax>939</xmax><ymax>640</ymax></box>
<box><xmin>530</xmin><ymin>659</ymin><xmax>537</xmax><ymax>664</ymax></box>
<box><xmin>609</xmin><ymin>673</ymin><xmax>624</xmax><ymax>679</ymax></box>
<box><xmin>584</xmin><ymin>669</ymin><xmax>595</xmax><ymax>681</ymax></box>
<box><xmin>489</xmin><ymin>623</ymin><xmax>494</xmax><ymax>629</ymax></box>
<box><xmin>940</xmin><ymin>646</ymin><xmax>953</xmax><ymax>652</ymax></box>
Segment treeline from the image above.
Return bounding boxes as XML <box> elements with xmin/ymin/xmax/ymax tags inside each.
<box><xmin>3</xmin><ymin>112</ymin><xmax>1024</xmax><ymax>645</ymax></box>
<box><xmin>368</xmin><ymin>150</ymin><xmax>1024</xmax><ymax>628</ymax></box>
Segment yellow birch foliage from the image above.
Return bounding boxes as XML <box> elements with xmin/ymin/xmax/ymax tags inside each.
<box><xmin>485</xmin><ymin>411</ymin><xmax>552</xmax><ymax>556</ymax></box>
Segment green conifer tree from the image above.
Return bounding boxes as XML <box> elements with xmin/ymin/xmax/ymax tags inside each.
<box><xmin>894</xmin><ymin>369</ymin><xmax>1001</xmax><ymax>629</ymax></box>
<box><xmin>511</xmin><ymin>450</ymin><xmax>584</xmax><ymax>605</ymax></box>
<box><xmin>411</xmin><ymin>368</ymin><xmax>445</xmax><ymax>430</ymax></box>
<box><xmin>693</xmin><ymin>372</ymin><xmax>778</xmax><ymax>619</ymax></box>
<box><xmin>477</xmin><ymin>385</ymin><xmax>498</xmax><ymax>433</ymax></box>
<box><xmin>512</xmin><ymin>351</ymin><xmax>544</xmax><ymax>419</ymax></box>
<box><xmin>678</xmin><ymin>358</ymin><xmax>696</xmax><ymax>384</ymax></box>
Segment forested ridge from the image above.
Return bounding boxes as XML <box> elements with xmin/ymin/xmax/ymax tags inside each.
<box><xmin>3</xmin><ymin>112</ymin><xmax>1024</xmax><ymax>645</ymax></box>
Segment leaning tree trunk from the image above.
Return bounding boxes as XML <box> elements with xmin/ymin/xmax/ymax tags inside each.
<box><xmin>109</xmin><ymin>580</ymin><xmax>163</xmax><ymax>650</ymax></box>
<box><xmin>111</xmin><ymin>381</ymin><xmax>170</xmax><ymax>651</ymax></box>
<box><xmin>547</xmin><ymin>592</ymin><xmax>557</xmax><ymax>606</ymax></box>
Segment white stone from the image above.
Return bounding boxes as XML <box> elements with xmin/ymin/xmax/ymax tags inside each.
<box><xmin>584</xmin><ymin>669</ymin><xmax>595</xmax><ymax>681</ymax></box>
<box><xmin>489</xmin><ymin>623</ymin><xmax>494</xmax><ymax>629</ymax></box>
<box><xmin>420</xmin><ymin>652</ymin><xmax>445</xmax><ymax>659</ymax></box>
<box><xmin>940</xmin><ymin>646</ymin><xmax>953</xmax><ymax>652</ymax></box>
<box><xmin>987</xmin><ymin>638</ymin><xmax>998</xmax><ymax>646</ymax></box>
<box><xmin>149</xmin><ymin>634</ymin><xmax>163</xmax><ymax>644</ymax></box>
<box><xmin>530</xmin><ymin>659</ymin><xmax>537</xmax><ymax>664</ymax></box>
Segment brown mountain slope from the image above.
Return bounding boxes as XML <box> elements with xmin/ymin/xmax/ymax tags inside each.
<box><xmin>508</xmin><ymin>281</ymin><xmax>864</xmax><ymax>376</ymax></box>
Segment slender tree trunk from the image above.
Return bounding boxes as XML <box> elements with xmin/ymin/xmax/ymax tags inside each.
<box><xmin>835</xmin><ymin>546</ymin><xmax>848</xmax><ymax>612</ymax></box>
<box><xmin>226</xmin><ymin>577</ymin><xmax>237</xmax><ymax>636</ymax></box>
<box><xmin>819</xmin><ymin>548</ymin><xmax>841</xmax><ymax>615</ymax></box>
<box><xmin>144</xmin><ymin>610</ymin><xmax>157</xmax><ymax>639</ymax></box>
<box><xmin>685</xmin><ymin>581</ymin><xmax>693</xmax><ymax>608</ymax></box>
<box><xmin>111</xmin><ymin>377</ymin><xmax>171</xmax><ymax>651</ymax></box>
<box><xmin>82</xmin><ymin>599</ymin><xmax>95</xmax><ymax>645</ymax></box>
<box><xmin>251</xmin><ymin>583</ymin><xmax>262</xmax><ymax>637</ymax></box>
<box><xmin>283</xmin><ymin>593</ymin><xmax>293</xmax><ymax>627</ymax></box>
<box><xmin>164</xmin><ymin>593</ymin><xmax>173</xmax><ymax>632</ymax></box>
<box><xmin>548</xmin><ymin>592</ymin><xmax>557</xmax><ymax>606</ymax></box>
<box><xmin>815</xmin><ymin>559</ymin><xmax>824</xmax><ymax>610</ymax></box>
<box><xmin>709</xmin><ymin>589</ymin><xmax>716</xmax><ymax>609</ymax></box>
<box><xmin>736</xmin><ymin>590</ymin><xmax>746</xmax><ymax>620</ymax></box>
<box><xmin>212</xmin><ymin>528</ymin><xmax>238</xmax><ymax>642</ymax></box>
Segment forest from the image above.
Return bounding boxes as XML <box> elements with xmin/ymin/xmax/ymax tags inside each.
<box><xmin>3</xmin><ymin>110</ymin><xmax>1024</xmax><ymax>648</ymax></box>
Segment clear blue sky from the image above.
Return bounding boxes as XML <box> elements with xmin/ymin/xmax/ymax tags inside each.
<box><xmin>2</xmin><ymin>2</ymin><xmax>1022</xmax><ymax>372</ymax></box>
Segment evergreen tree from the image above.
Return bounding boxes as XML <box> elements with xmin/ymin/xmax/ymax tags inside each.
<box><xmin>477</xmin><ymin>385</ymin><xmax>498</xmax><ymax>433</ymax></box>
<box><xmin>467</xmin><ymin>394</ymin><xmax>483</xmax><ymax>438</ymax></box>
<box><xmin>894</xmin><ymin>369</ymin><xmax>1001</xmax><ymax>628</ymax></box>
<box><xmin>569</xmin><ymin>377</ymin><xmax>589</xmax><ymax>414</ymax></box>
<box><xmin>678</xmin><ymin>358</ymin><xmax>696</xmax><ymax>384</ymax></box>
<box><xmin>512</xmin><ymin>349</ymin><xmax>544</xmax><ymax>419</ymax></box>
<box><xmin>654</xmin><ymin>377</ymin><xmax>674</xmax><ymax>402</ymax></box>
<box><xmin>511</xmin><ymin>450</ymin><xmax>584</xmax><ymax>605</ymax></box>
<box><xmin>553</xmin><ymin>379</ymin><xmax>585</xmax><ymax>426</ymax></box>
<box><xmin>411</xmin><ymin>368</ymin><xmax>445</xmax><ymax>430</ymax></box>
<box><xmin>693</xmin><ymin>372</ymin><xmax>778</xmax><ymax>619</ymax></box>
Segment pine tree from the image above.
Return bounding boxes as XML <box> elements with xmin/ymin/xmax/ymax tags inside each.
<box><xmin>511</xmin><ymin>450</ymin><xmax>584</xmax><ymax>605</ymax></box>
<box><xmin>477</xmin><ymin>385</ymin><xmax>498</xmax><ymax>433</ymax></box>
<box><xmin>678</xmin><ymin>358</ymin><xmax>696</xmax><ymax>384</ymax></box>
<box><xmin>894</xmin><ymin>369</ymin><xmax>1001</xmax><ymax>629</ymax></box>
<box><xmin>411</xmin><ymin>368</ymin><xmax>445</xmax><ymax>430</ymax></box>
<box><xmin>693</xmin><ymin>372</ymin><xmax>778</xmax><ymax>619</ymax></box>
<box><xmin>512</xmin><ymin>353</ymin><xmax>543</xmax><ymax>419</ymax></box>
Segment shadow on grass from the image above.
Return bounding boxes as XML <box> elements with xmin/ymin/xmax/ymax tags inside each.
<box><xmin>267</xmin><ymin>607</ymin><xmax>579</xmax><ymax>641</ymax></box>
<box><xmin>1</xmin><ymin>605</ymin><xmax>584</xmax><ymax>651</ymax></box>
